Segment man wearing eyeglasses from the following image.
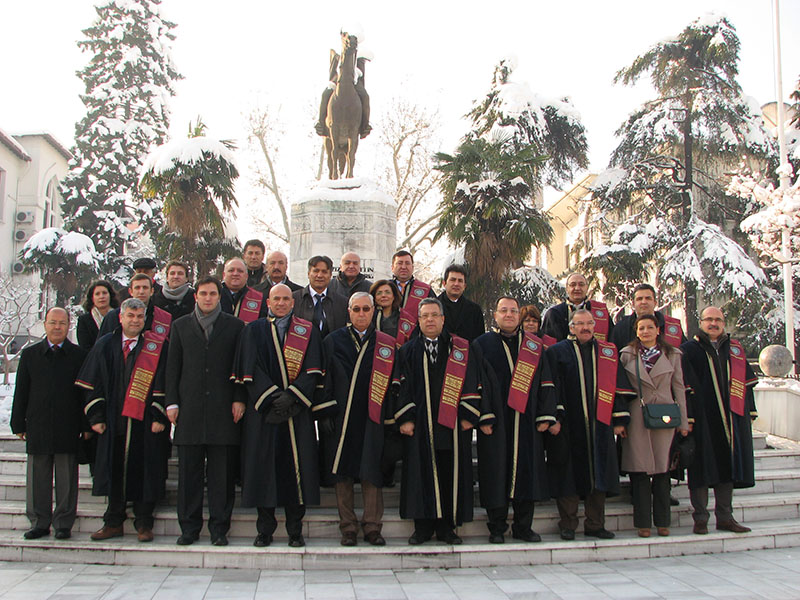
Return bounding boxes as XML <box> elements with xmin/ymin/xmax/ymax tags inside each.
<box><xmin>680</xmin><ymin>306</ymin><xmax>758</xmax><ymax>535</ymax></box>
<box><xmin>320</xmin><ymin>292</ymin><xmax>391</xmax><ymax>547</ymax></box>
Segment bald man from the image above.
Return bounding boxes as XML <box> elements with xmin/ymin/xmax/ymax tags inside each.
<box><xmin>328</xmin><ymin>252</ymin><xmax>372</xmax><ymax>298</ymax></box>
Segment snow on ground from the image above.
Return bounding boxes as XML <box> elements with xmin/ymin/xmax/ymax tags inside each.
<box><xmin>0</xmin><ymin>372</ymin><xmax>15</xmax><ymax>433</ymax></box>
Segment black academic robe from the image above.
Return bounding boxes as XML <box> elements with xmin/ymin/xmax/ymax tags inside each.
<box><xmin>97</xmin><ymin>302</ymin><xmax>158</xmax><ymax>339</ymax></box>
<box><xmin>392</xmin><ymin>331</ymin><xmax>481</xmax><ymax>526</ymax></box>
<box><xmin>220</xmin><ymin>284</ymin><xmax>268</xmax><ymax>320</ymax></box>
<box><xmin>438</xmin><ymin>292</ymin><xmax>485</xmax><ymax>343</ymax></box>
<box><xmin>234</xmin><ymin>316</ymin><xmax>324</xmax><ymax>508</ymax></box>
<box><xmin>166</xmin><ymin>312</ymin><xmax>245</xmax><ymax>446</ymax></box>
<box><xmin>395</xmin><ymin>276</ymin><xmax>436</xmax><ymax>308</ymax></box>
<box><xmin>680</xmin><ymin>333</ymin><xmax>758</xmax><ymax>490</ymax></box>
<box><xmin>321</xmin><ymin>325</ymin><xmax>388</xmax><ymax>486</ymax></box>
<box><xmin>152</xmin><ymin>287</ymin><xmax>196</xmax><ymax>322</ymax></box>
<box><xmin>11</xmin><ymin>339</ymin><xmax>89</xmax><ymax>455</ymax></box>
<box><xmin>545</xmin><ymin>337</ymin><xmax>629</xmax><ymax>497</ymax></box>
<box><xmin>541</xmin><ymin>299</ymin><xmax>615</xmax><ymax>343</ymax></box>
<box><xmin>75</xmin><ymin>331</ymin><xmax>170</xmax><ymax>502</ymax></box>
<box><xmin>610</xmin><ymin>310</ymin><xmax>686</xmax><ymax>350</ymax></box>
<box><xmin>473</xmin><ymin>331</ymin><xmax>556</xmax><ymax>506</ymax></box>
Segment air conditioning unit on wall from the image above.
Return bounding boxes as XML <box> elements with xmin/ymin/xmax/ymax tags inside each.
<box><xmin>14</xmin><ymin>229</ymin><xmax>32</xmax><ymax>243</ymax></box>
<box><xmin>15</xmin><ymin>210</ymin><xmax>34</xmax><ymax>223</ymax></box>
<box><xmin>12</xmin><ymin>262</ymin><xmax>25</xmax><ymax>274</ymax></box>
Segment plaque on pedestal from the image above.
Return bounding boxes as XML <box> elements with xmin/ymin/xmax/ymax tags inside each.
<box><xmin>290</xmin><ymin>178</ymin><xmax>396</xmax><ymax>283</ymax></box>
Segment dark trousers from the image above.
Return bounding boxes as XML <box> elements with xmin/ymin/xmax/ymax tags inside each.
<box><xmin>26</xmin><ymin>453</ymin><xmax>78</xmax><ymax>531</ymax></box>
<box><xmin>103</xmin><ymin>435</ymin><xmax>154</xmax><ymax>530</ymax></box>
<box><xmin>335</xmin><ymin>478</ymin><xmax>383</xmax><ymax>535</ymax></box>
<box><xmin>630</xmin><ymin>472</ymin><xmax>671</xmax><ymax>528</ymax></box>
<box><xmin>486</xmin><ymin>500</ymin><xmax>535</xmax><ymax>536</ymax></box>
<box><xmin>556</xmin><ymin>490</ymin><xmax>606</xmax><ymax>532</ymax></box>
<box><xmin>690</xmin><ymin>481</ymin><xmax>734</xmax><ymax>524</ymax></box>
<box><xmin>177</xmin><ymin>444</ymin><xmax>237</xmax><ymax>539</ymax></box>
<box><xmin>414</xmin><ymin>449</ymin><xmax>456</xmax><ymax>539</ymax></box>
<box><xmin>257</xmin><ymin>504</ymin><xmax>306</xmax><ymax>538</ymax></box>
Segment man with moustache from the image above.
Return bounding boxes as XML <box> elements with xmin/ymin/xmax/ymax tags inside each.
<box><xmin>220</xmin><ymin>257</ymin><xmax>268</xmax><ymax>323</ymax></box>
<box><xmin>328</xmin><ymin>252</ymin><xmax>372</xmax><ymax>298</ymax></box>
<box><xmin>166</xmin><ymin>276</ymin><xmax>245</xmax><ymax>546</ymax></box>
<box><xmin>541</xmin><ymin>273</ymin><xmax>614</xmax><ymax>343</ymax></box>
<box><xmin>292</xmin><ymin>255</ymin><xmax>348</xmax><ymax>338</ymax></box>
<box><xmin>681</xmin><ymin>306</ymin><xmax>758</xmax><ymax>535</ymax></box>
<box><xmin>235</xmin><ymin>284</ymin><xmax>324</xmax><ymax>547</ymax></box>
<box><xmin>545</xmin><ymin>309</ymin><xmax>629</xmax><ymax>541</ymax></box>
<box><xmin>321</xmin><ymin>292</ymin><xmax>391</xmax><ymax>546</ymax></box>
<box><xmin>77</xmin><ymin>298</ymin><xmax>171</xmax><ymax>542</ymax></box>
<box><xmin>265</xmin><ymin>250</ymin><xmax>303</xmax><ymax>292</ymax></box>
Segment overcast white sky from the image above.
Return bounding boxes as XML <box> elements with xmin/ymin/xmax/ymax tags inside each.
<box><xmin>3</xmin><ymin>0</ymin><xmax>799</xmax><ymax>240</ymax></box>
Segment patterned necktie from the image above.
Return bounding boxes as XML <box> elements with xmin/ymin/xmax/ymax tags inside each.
<box><xmin>313</xmin><ymin>294</ymin><xmax>324</xmax><ymax>330</ymax></box>
<box><xmin>426</xmin><ymin>339</ymin><xmax>437</xmax><ymax>364</ymax></box>
<box><xmin>122</xmin><ymin>338</ymin><xmax>133</xmax><ymax>361</ymax></box>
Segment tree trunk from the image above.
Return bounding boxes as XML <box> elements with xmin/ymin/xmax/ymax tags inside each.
<box><xmin>682</xmin><ymin>99</ymin><xmax>699</xmax><ymax>336</ymax></box>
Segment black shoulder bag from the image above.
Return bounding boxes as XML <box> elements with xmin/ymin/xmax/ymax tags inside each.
<box><xmin>636</xmin><ymin>353</ymin><xmax>681</xmax><ymax>429</ymax></box>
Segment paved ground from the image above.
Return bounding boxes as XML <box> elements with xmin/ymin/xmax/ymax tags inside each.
<box><xmin>1</xmin><ymin>546</ymin><xmax>800</xmax><ymax>599</ymax></box>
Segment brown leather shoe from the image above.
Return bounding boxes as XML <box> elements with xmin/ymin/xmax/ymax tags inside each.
<box><xmin>716</xmin><ymin>519</ymin><xmax>751</xmax><ymax>533</ymax></box>
<box><xmin>91</xmin><ymin>525</ymin><xmax>123</xmax><ymax>541</ymax></box>
<box><xmin>657</xmin><ymin>527</ymin><xmax>670</xmax><ymax>537</ymax></box>
<box><xmin>637</xmin><ymin>528</ymin><xmax>651</xmax><ymax>538</ymax></box>
<box><xmin>365</xmin><ymin>531</ymin><xmax>386</xmax><ymax>546</ymax></box>
<box><xmin>137</xmin><ymin>528</ymin><xmax>154</xmax><ymax>542</ymax></box>
<box><xmin>340</xmin><ymin>531</ymin><xmax>357</xmax><ymax>546</ymax></box>
<box><xmin>693</xmin><ymin>522</ymin><xmax>708</xmax><ymax>535</ymax></box>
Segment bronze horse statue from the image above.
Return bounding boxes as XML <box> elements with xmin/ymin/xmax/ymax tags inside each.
<box><xmin>325</xmin><ymin>33</ymin><xmax>362</xmax><ymax>179</ymax></box>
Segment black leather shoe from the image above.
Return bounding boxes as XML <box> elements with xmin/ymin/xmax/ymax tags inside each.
<box><xmin>176</xmin><ymin>534</ymin><xmax>197</xmax><ymax>546</ymax></box>
<box><xmin>211</xmin><ymin>535</ymin><xmax>228</xmax><ymax>546</ymax></box>
<box><xmin>584</xmin><ymin>528</ymin><xmax>615</xmax><ymax>539</ymax></box>
<box><xmin>512</xmin><ymin>530</ymin><xmax>542</xmax><ymax>543</ymax></box>
<box><xmin>559</xmin><ymin>528</ymin><xmax>575</xmax><ymax>541</ymax></box>
<box><xmin>670</xmin><ymin>495</ymin><xmax>680</xmax><ymax>506</ymax></box>
<box><xmin>408</xmin><ymin>531</ymin><xmax>430</xmax><ymax>545</ymax></box>
<box><xmin>340</xmin><ymin>532</ymin><xmax>357</xmax><ymax>546</ymax></box>
<box><xmin>438</xmin><ymin>531</ymin><xmax>462</xmax><ymax>545</ymax></box>
<box><xmin>253</xmin><ymin>533</ymin><xmax>272</xmax><ymax>547</ymax></box>
<box><xmin>365</xmin><ymin>531</ymin><xmax>386</xmax><ymax>546</ymax></box>
<box><xmin>288</xmin><ymin>534</ymin><xmax>305</xmax><ymax>547</ymax></box>
<box><xmin>54</xmin><ymin>529</ymin><xmax>71</xmax><ymax>540</ymax></box>
<box><xmin>23</xmin><ymin>528</ymin><xmax>49</xmax><ymax>540</ymax></box>
<box><xmin>489</xmin><ymin>533</ymin><xmax>504</xmax><ymax>544</ymax></box>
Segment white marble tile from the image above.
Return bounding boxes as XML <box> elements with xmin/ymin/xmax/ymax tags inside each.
<box><xmin>305</xmin><ymin>582</ymin><xmax>356</xmax><ymax>599</ymax></box>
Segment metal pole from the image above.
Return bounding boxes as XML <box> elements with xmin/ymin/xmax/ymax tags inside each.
<box><xmin>773</xmin><ymin>0</ymin><xmax>795</xmax><ymax>365</ymax></box>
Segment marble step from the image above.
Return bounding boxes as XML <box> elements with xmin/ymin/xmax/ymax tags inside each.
<box><xmin>0</xmin><ymin>518</ymin><xmax>796</xmax><ymax>570</ymax></box>
<box><xmin>0</xmin><ymin>487</ymin><xmax>797</xmax><ymax>541</ymax></box>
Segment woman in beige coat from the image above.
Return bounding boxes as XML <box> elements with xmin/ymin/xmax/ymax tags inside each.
<box><xmin>619</xmin><ymin>315</ymin><xmax>689</xmax><ymax>538</ymax></box>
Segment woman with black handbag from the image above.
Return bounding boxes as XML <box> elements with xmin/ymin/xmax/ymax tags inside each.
<box><xmin>619</xmin><ymin>314</ymin><xmax>689</xmax><ymax>537</ymax></box>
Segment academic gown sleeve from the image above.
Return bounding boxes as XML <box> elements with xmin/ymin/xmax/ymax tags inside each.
<box><xmin>391</xmin><ymin>343</ymin><xmax>416</xmax><ymax>426</ymax></box>
<box><xmin>234</xmin><ymin>320</ymin><xmax>282</xmax><ymax>414</ymax></box>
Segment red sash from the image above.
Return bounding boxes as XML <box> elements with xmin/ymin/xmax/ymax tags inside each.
<box><xmin>283</xmin><ymin>316</ymin><xmax>312</xmax><ymax>383</ymax></box>
<box><xmin>728</xmin><ymin>339</ymin><xmax>747</xmax><ymax>416</ymax></box>
<box><xmin>541</xmin><ymin>333</ymin><xmax>557</xmax><ymax>348</ymax></box>
<box><xmin>121</xmin><ymin>331</ymin><xmax>165</xmax><ymax>421</ymax></box>
<box><xmin>403</xmin><ymin>279</ymin><xmax>431</xmax><ymax>315</ymax></box>
<box><xmin>237</xmin><ymin>288</ymin><xmax>263</xmax><ymax>324</ymax></box>
<box><xmin>395</xmin><ymin>307</ymin><xmax>416</xmax><ymax>348</ymax></box>
<box><xmin>368</xmin><ymin>331</ymin><xmax>395</xmax><ymax>424</ymax></box>
<box><xmin>590</xmin><ymin>302</ymin><xmax>610</xmax><ymax>341</ymax></box>
<box><xmin>151</xmin><ymin>306</ymin><xmax>172</xmax><ymax>338</ymax></box>
<box><xmin>595</xmin><ymin>340</ymin><xmax>618</xmax><ymax>425</ymax></box>
<box><xmin>662</xmin><ymin>315</ymin><xmax>684</xmax><ymax>347</ymax></box>
<box><xmin>507</xmin><ymin>332</ymin><xmax>544</xmax><ymax>413</ymax></box>
<box><xmin>437</xmin><ymin>335</ymin><xmax>469</xmax><ymax>429</ymax></box>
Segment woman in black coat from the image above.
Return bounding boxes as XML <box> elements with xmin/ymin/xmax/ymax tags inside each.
<box><xmin>76</xmin><ymin>280</ymin><xmax>118</xmax><ymax>349</ymax></box>
<box><xmin>370</xmin><ymin>279</ymin><xmax>401</xmax><ymax>338</ymax></box>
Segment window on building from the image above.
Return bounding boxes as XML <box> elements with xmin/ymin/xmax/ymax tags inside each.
<box><xmin>44</xmin><ymin>178</ymin><xmax>58</xmax><ymax>228</ymax></box>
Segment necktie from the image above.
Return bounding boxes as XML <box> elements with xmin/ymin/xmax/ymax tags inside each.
<box><xmin>313</xmin><ymin>294</ymin><xmax>324</xmax><ymax>330</ymax></box>
<box><xmin>123</xmin><ymin>339</ymin><xmax>133</xmax><ymax>361</ymax></box>
<box><xmin>426</xmin><ymin>339</ymin><xmax>437</xmax><ymax>364</ymax></box>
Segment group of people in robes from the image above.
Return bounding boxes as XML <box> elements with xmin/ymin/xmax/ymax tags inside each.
<box><xmin>11</xmin><ymin>247</ymin><xmax>760</xmax><ymax>547</ymax></box>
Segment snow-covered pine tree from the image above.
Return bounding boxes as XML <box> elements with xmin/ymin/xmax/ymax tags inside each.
<box><xmin>61</xmin><ymin>0</ymin><xmax>181</xmax><ymax>280</ymax></box>
<box><xmin>583</xmin><ymin>13</ymin><xmax>777</xmax><ymax>341</ymax></box>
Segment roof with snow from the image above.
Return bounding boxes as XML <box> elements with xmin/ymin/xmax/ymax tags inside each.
<box><xmin>544</xmin><ymin>173</ymin><xmax>596</xmax><ymax>214</ymax></box>
<box><xmin>0</xmin><ymin>127</ymin><xmax>31</xmax><ymax>161</ymax></box>
<box><xmin>14</xmin><ymin>132</ymin><xmax>73</xmax><ymax>161</ymax></box>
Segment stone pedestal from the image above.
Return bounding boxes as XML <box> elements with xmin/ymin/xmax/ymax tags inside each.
<box><xmin>754</xmin><ymin>379</ymin><xmax>800</xmax><ymax>441</ymax></box>
<box><xmin>290</xmin><ymin>178</ymin><xmax>396</xmax><ymax>283</ymax></box>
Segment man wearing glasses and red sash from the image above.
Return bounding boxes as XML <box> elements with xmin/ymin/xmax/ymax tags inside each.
<box><xmin>545</xmin><ymin>308</ymin><xmax>629</xmax><ymax>541</ymax></box>
<box><xmin>234</xmin><ymin>284</ymin><xmax>324</xmax><ymax>548</ymax></box>
<box><xmin>541</xmin><ymin>273</ymin><xmax>614</xmax><ymax>343</ymax></box>
<box><xmin>681</xmin><ymin>306</ymin><xmax>758</xmax><ymax>535</ymax></box>
<box><xmin>76</xmin><ymin>298</ymin><xmax>171</xmax><ymax>543</ymax></box>
<box><xmin>393</xmin><ymin>298</ymin><xmax>482</xmax><ymax>545</ymax></box>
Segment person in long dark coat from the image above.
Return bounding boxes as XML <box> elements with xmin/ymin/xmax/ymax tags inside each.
<box><xmin>681</xmin><ymin>306</ymin><xmax>758</xmax><ymax>535</ymax></box>
<box><xmin>321</xmin><ymin>292</ymin><xmax>390</xmax><ymax>546</ymax></box>
<box><xmin>473</xmin><ymin>297</ymin><xmax>556</xmax><ymax>543</ymax></box>
<box><xmin>152</xmin><ymin>260</ymin><xmax>195</xmax><ymax>321</ymax></box>
<box><xmin>11</xmin><ymin>308</ymin><xmax>89</xmax><ymax>540</ymax></box>
<box><xmin>437</xmin><ymin>264</ymin><xmax>485</xmax><ymax>343</ymax></box>
<box><xmin>541</xmin><ymin>272</ymin><xmax>614</xmax><ymax>342</ymax></box>
<box><xmin>545</xmin><ymin>308</ymin><xmax>629</xmax><ymax>541</ymax></box>
<box><xmin>76</xmin><ymin>298</ymin><xmax>170</xmax><ymax>542</ymax></box>
<box><xmin>393</xmin><ymin>298</ymin><xmax>482</xmax><ymax>545</ymax></box>
<box><xmin>234</xmin><ymin>284</ymin><xmax>324</xmax><ymax>548</ymax></box>
<box><xmin>76</xmin><ymin>280</ymin><xmax>118</xmax><ymax>350</ymax></box>
<box><xmin>166</xmin><ymin>276</ymin><xmax>245</xmax><ymax>546</ymax></box>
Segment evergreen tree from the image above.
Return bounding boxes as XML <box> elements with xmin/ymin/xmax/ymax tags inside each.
<box><xmin>583</xmin><ymin>13</ymin><xmax>776</xmax><ymax>339</ymax></box>
<box><xmin>61</xmin><ymin>0</ymin><xmax>181</xmax><ymax>278</ymax></box>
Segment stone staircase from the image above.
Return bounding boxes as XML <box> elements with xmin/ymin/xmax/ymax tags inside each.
<box><xmin>0</xmin><ymin>431</ymin><xmax>798</xmax><ymax>569</ymax></box>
